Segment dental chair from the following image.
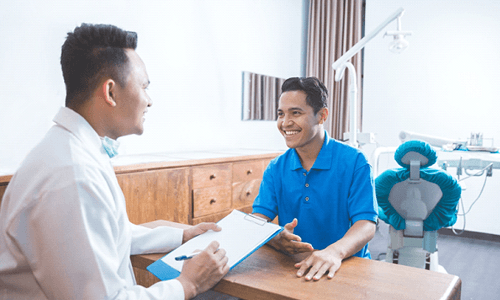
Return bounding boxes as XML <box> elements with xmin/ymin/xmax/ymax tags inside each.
<box><xmin>375</xmin><ymin>140</ymin><xmax>461</xmax><ymax>273</ymax></box>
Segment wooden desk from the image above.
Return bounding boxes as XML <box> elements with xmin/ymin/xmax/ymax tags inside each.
<box><xmin>133</xmin><ymin>220</ymin><xmax>461</xmax><ymax>300</ymax></box>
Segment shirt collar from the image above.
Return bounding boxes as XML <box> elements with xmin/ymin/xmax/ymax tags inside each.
<box><xmin>289</xmin><ymin>130</ymin><xmax>333</xmax><ymax>171</ymax></box>
<box><xmin>313</xmin><ymin>132</ymin><xmax>333</xmax><ymax>170</ymax></box>
<box><xmin>52</xmin><ymin>107</ymin><xmax>109</xmax><ymax>160</ymax></box>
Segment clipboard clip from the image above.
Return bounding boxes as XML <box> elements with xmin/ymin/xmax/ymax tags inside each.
<box><xmin>244</xmin><ymin>213</ymin><xmax>267</xmax><ymax>226</ymax></box>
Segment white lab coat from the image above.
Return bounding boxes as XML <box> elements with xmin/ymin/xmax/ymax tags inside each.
<box><xmin>0</xmin><ymin>107</ymin><xmax>185</xmax><ymax>299</ymax></box>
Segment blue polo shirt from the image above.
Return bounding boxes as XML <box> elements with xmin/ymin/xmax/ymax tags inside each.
<box><xmin>253</xmin><ymin>133</ymin><xmax>378</xmax><ymax>258</ymax></box>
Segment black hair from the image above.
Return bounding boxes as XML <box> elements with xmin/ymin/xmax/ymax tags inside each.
<box><xmin>60</xmin><ymin>23</ymin><xmax>138</xmax><ymax>109</ymax></box>
<box><xmin>280</xmin><ymin>77</ymin><xmax>328</xmax><ymax>114</ymax></box>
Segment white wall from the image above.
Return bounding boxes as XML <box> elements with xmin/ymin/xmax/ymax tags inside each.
<box><xmin>0</xmin><ymin>0</ymin><xmax>308</xmax><ymax>174</ymax></box>
<box><xmin>364</xmin><ymin>0</ymin><xmax>500</xmax><ymax>235</ymax></box>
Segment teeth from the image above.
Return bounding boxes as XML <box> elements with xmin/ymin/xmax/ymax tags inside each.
<box><xmin>285</xmin><ymin>131</ymin><xmax>299</xmax><ymax>135</ymax></box>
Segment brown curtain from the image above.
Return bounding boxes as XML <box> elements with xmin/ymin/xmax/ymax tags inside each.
<box><xmin>306</xmin><ymin>0</ymin><xmax>364</xmax><ymax>141</ymax></box>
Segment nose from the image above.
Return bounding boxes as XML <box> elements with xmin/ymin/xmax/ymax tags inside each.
<box><xmin>282</xmin><ymin>115</ymin><xmax>293</xmax><ymax>127</ymax></box>
<box><xmin>147</xmin><ymin>96</ymin><xmax>153</xmax><ymax>107</ymax></box>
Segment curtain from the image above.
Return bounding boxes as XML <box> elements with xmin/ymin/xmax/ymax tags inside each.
<box><xmin>306</xmin><ymin>0</ymin><xmax>364</xmax><ymax>141</ymax></box>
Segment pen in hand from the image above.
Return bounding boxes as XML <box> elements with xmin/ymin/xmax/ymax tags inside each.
<box><xmin>175</xmin><ymin>251</ymin><xmax>202</xmax><ymax>261</ymax></box>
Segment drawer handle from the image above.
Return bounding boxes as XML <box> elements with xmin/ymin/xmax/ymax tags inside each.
<box><xmin>246</xmin><ymin>191</ymin><xmax>252</xmax><ymax>196</ymax></box>
<box><xmin>210</xmin><ymin>198</ymin><xmax>217</xmax><ymax>205</ymax></box>
<box><xmin>209</xmin><ymin>174</ymin><xmax>217</xmax><ymax>180</ymax></box>
<box><xmin>247</xmin><ymin>169</ymin><xmax>253</xmax><ymax>175</ymax></box>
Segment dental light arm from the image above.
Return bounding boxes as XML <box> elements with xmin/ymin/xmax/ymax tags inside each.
<box><xmin>399</xmin><ymin>131</ymin><xmax>467</xmax><ymax>148</ymax></box>
<box><xmin>331</xmin><ymin>8</ymin><xmax>405</xmax><ymax>72</ymax></box>
<box><xmin>331</xmin><ymin>7</ymin><xmax>409</xmax><ymax>148</ymax></box>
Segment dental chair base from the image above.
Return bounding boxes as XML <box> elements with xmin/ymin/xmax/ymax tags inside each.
<box><xmin>385</xmin><ymin>226</ymin><xmax>447</xmax><ymax>273</ymax></box>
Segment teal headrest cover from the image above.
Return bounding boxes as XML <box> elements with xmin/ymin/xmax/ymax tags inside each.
<box><xmin>376</xmin><ymin>168</ymin><xmax>461</xmax><ymax>231</ymax></box>
<box><xmin>394</xmin><ymin>140</ymin><xmax>437</xmax><ymax>168</ymax></box>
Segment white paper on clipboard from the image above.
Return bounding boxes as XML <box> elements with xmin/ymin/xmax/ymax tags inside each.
<box><xmin>147</xmin><ymin>209</ymin><xmax>283</xmax><ymax>280</ymax></box>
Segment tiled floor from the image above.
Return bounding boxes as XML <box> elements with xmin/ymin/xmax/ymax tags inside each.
<box><xmin>369</xmin><ymin>221</ymin><xmax>500</xmax><ymax>300</ymax></box>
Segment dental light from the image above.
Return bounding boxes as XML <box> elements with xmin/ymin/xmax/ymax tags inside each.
<box><xmin>385</xmin><ymin>15</ymin><xmax>412</xmax><ymax>53</ymax></box>
<box><xmin>332</xmin><ymin>7</ymin><xmax>412</xmax><ymax>148</ymax></box>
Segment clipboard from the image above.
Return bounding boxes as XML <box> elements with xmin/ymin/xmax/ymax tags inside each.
<box><xmin>147</xmin><ymin>209</ymin><xmax>283</xmax><ymax>280</ymax></box>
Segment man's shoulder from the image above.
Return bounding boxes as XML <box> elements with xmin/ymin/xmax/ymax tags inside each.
<box><xmin>14</xmin><ymin>126</ymin><xmax>106</xmax><ymax>186</ymax></box>
<box><xmin>326</xmin><ymin>136</ymin><xmax>359</xmax><ymax>153</ymax></box>
<box><xmin>327</xmin><ymin>137</ymin><xmax>368</xmax><ymax>160</ymax></box>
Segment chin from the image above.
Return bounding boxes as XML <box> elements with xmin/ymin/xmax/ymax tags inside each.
<box><xmin>129</xmin><ymin>125</ymin><xmax>144</xmax><ymax>136</ymax></box>
<box><xmin>282</xmin><ymin>134</ymin><xmax>300</xmax><ymax>149</ymax></box>
<box><xmin>285</xmin><ymin>141</ymin><xmax>298</xmax><ymax>149</ymax></box>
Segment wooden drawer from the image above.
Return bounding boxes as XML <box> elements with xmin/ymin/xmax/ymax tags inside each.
<box><xmin>193</xmin><ymin>185</ymin><xmax>231</xmax><ymax>217</ymax></box>
<box><xmin>232</xmin><ymin>179</ymin><xmax>261</xmax><ymax>208</ymax></box>
<box><xmin>192</xmin><ymin>164</ymin><xmax>231</xmax><ymax>189</ymax></box>
<box><xmin>232</xmin><ymin>161</ymin><xmax>264</xmax><ymax>182</ymax></box>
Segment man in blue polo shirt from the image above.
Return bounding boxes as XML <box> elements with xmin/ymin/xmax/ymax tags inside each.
<box><xmin>252</xmin><ymin>77</ymin><xmax>378</xmax><ymax>282</ymax></box>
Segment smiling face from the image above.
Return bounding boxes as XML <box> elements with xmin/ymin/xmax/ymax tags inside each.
<box><xmin>277</xmin><ymin>90</ymin><xmax>327</xmax><ymax>152</ymax></box>
<box><xmin>111</xmin><ymin>49</ymin><xmax>152</xmax><ymax>137</ymax></box>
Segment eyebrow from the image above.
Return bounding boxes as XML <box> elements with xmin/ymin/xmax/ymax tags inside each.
<box><xmin>277</xmin><ymin>107</ymin><xmax>305</xmax><ymax>112</ymax></box>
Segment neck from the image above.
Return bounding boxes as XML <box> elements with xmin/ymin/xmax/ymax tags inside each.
<box><xmin>73</xmin><ymin>101</ymin><xmax>117</xmax><ymax>140</ymax></box>
<box><xmin>295</xmin><ymin>130</ymin><xmax>325</xmax><ymax>172</ymax></box>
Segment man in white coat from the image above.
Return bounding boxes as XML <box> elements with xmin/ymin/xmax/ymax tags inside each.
<box><xmin>0</xmin><ymin>23</ymin><xmax>229</xmax><ymax>300</ymax></box>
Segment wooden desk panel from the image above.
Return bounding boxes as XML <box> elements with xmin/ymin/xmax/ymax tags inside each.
<box><xmin>116</xmin><ymin>152</ymin><xmax>280</xmax><ymax>225</ymax></box>
<box><xmin>133</xmin><ymin>220</ymin><xmax>461</xmax><ymax>300</ymax></box>
<box><xmin>116</xmin><ymin>168</ymin><xmax>191</xmax><ymax>224</ymax></box>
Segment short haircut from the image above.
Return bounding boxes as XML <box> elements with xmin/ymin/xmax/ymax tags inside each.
<box><xmin>280</xmin><ymin>77</ymin><xmax>328</xmax><ymax>114</ymax></box>
<box><xmin>60</xmin><ymin>23</ymin><xmax>138</xmax><ymax>109</ymax></box>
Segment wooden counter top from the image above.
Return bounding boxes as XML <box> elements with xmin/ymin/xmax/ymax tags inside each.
<box><xmin>0</xmin><ymin>149</ymin><xmax>284</xmax><ymax>183</ymax></box>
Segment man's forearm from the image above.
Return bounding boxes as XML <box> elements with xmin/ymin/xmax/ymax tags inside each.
<box><xmin>252</xmin><ymin>213</ymin><xmax>281</xmax><ymax>250</ymax></box>
<box><xmin>326</xmin><ymin>220</ymin><xmax>376</xmax><ymax>260</ymax></box>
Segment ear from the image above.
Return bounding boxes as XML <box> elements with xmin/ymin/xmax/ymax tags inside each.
<box><xmin>101</xmin><ymin>79</ymin><xmax>117</xmax><ymax>107</ymax></box>
<box><xmin>318</xmin><ymin>107</ymin><xmax>329</xmax><ymax>124</ymax></box>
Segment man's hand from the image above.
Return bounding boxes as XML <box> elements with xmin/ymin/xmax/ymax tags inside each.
<box><xmin>294</xmin><ymin>220</ymin><xmax>376</xmax><ymax>281</ymax></box>
<box><xmin>177</xmin><ymin>241</ymin><xmax>229</xmax><ymax>299</ymax></box>
<box><xmin>182</xmin><ymin>222</ymin><xmax>221</xmax><ymax>244</ymax></box>
<box><xmin>294</xmin><ymin>247</ymin><xmax>342</xmax><ymax>281</ymax></box>
<box><xmin>268</xmin><ymin>218</ymin><xmax>313</xmax><ymax>255</ymax></box>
